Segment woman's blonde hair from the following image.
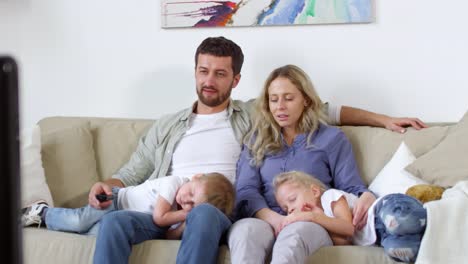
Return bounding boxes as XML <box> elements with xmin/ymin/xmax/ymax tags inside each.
<box><xmin>244</xmin><ymin>64</ymin><xmax>327</xmax><ymax>166</ymax></box>
<box><xmin>273</xmin><ymin>171</ymin><xmax>328</xmax><ymax>194</ymax></box>
<box><xmin>199</xmin><ymin>172</ymin><xmax>235</xmax><ymax>216</ymax></box>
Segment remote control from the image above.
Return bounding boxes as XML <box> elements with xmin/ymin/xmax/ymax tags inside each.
<box><xmin>96</xmin><ymin>194</ymin><xmax>114</xmax><ymax>202</ymax></box>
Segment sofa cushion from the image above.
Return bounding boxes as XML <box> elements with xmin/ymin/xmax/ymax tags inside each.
<box><xmin>340</xmin><ymin>125</ymin><xmax>450</xmax><ymax>185</ymax></box>
<box><xmin>92</xmin><ymin>120</ymin><xmax>152</xmax><ymax>180</ymax></box>
<box><xmin>307</xmin><ymin>245</ymin><xmax>398</xmax><ymax>263</ymax></box>
<box><xmin>41</xmin><ymin>123</ymin><xmax>99</xmax><ymax>208</ymax></box>
<box><xmin>23</xmin><ymin>228</ymin><xmax>95</xmax><ymax>264</ymax></box>
<box><xmin>23</xmin><ymin>228</ymin><xmax>398</xmax><ymax>264</ymax></box>
<box><xmin>368</xmin><ymin>141</ymin><xmax>427</xmax><ymax>198</ymax></box>
<box><xmin>405</xmin><ymin>110</ymin><xmax>468</xmax><ymax>187</ymax></box>
<box><xmin>21</xmin><ymin>125</ymin><xmax>54</xmax><ymax>208</ymax></box>
<box><xmin>23</xmin><ymin>228</ymin><xmax>208</xmax><ymax>264</ymax></box>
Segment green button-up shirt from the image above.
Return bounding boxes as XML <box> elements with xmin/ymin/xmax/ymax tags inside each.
<box><xmin>113</xmin><ymin>99</ymin><xmax>253</xmax><ymax>186</ymax></box>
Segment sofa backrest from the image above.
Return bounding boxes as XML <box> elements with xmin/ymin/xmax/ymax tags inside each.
<box><xmin>38</xmin><ymin>116</ymin><xmax>454</xmax><ymax>208</ymax></box>
<box><xmin>39</xmin><ymin>117</ymin><xmax>153</xmax><ymax>208</ymax></box>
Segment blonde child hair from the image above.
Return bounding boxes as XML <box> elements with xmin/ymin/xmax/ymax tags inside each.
<box><xmin>273</xmin><ymin>171</ymin><xmax>328</xmax><ymax>194</ymax></box>
<box><xmin>199</xmin><ymin>172</ymin><xmax>235</xmax><ymax>215</ymax></box>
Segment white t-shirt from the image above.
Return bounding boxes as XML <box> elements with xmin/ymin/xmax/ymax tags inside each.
<box><xmin>117</xmin><ymin>175</ymin><xmax>187</xmax><ymax>215</ymax></box>
<box><xmin>320</xmin><ymin>189</ymin><xmax>382</xmax><ymax>246</ymax></box>
<box><xmin>167</xmin><ymin>109</ymin><xmax>241</xmax><ymax>183</ymax></box>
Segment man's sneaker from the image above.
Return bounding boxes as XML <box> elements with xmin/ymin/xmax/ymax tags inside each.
<box><xmin>21</xmin><ymin>201</ymin><xmax>48</xmax><ymax>227</ymax></box>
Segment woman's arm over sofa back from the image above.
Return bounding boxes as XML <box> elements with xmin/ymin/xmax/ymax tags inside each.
<box><xmin>339</xmin><ymin>124</ymin><xmax>453</xmax><ymax>185</ymax></box>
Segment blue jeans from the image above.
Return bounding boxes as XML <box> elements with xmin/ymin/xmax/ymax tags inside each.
<box><xmin>374</xmin><ymin>193</ymin><xmax>427</xmax><ymax>263</ymax></box>
<box><xmin>93</xmin><ymin>203</ymin><xmax>232</xmax><ymax>264</ymax></box>
<box><xmin>45</xmin><ymin>188</ymin><xmax>121</xmax><ymax>235</ymax></box>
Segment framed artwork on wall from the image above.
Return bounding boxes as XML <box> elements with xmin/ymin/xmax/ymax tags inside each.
<box><xmin>161</xmin><ymin>0</ymin><xmax>372</xmax><ymax>28</ymax></box>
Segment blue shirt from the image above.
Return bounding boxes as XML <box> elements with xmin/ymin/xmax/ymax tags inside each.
<box><xmin>235</xmin><ymin>124</ymin><xmax>368</xmax><ymax>218</ymax></box>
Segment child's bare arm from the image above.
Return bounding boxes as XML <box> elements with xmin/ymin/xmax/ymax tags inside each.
<box><xmin>313</xmin><ymin>197</ymin><xmax>355</xmax><ymax>238</ymax></box>
<box><xmin>282</xmin><ymin>197</ymin><xmax>354</xmax><ymax>238</ymax></box>
<box><xmin>166</xmin><ymin>222</ymin><xmax>186</xmax><ymax>240</ymax></box>
<box><xmin>329</xmin><ymin>233</ymin><xmax>352</xmax><ymax>245</ymax></box>
<box><xmin>153</xmin><ymin>196</ymin><xmax>188</xmax><ymax>227</ymax></box>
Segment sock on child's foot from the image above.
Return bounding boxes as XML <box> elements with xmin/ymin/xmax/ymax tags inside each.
<box><xmin>41</xmin><ymin>207</ymin><xmax>48</xmax><ymax>222</ymax></box>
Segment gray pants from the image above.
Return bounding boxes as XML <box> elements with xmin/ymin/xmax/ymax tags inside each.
<box><xmin>228</xmin><ymin>218</ymin><xmax>333</xmax><ymax>264</ymax></box>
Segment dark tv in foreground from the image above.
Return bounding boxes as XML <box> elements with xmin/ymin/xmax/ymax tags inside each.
<box><xmin>0</xmin><ymin>56</ymin><xmax>22</xmax><ymax>264</ymax></box>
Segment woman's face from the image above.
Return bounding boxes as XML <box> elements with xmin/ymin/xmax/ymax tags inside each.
<box><xmin>268</xmin><ymin>77</ymin><xmax>307</xmax><ymax>133</ymax></box>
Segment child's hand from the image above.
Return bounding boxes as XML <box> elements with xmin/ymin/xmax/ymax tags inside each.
<box><xmin>301</xmin><ymin>203</ymin><xmax>314</xmax><ymax>212</ymax></box>
<box><xmin>166</xmin><ymin>221</ymin><xmax>186</xmax><ymax>240</ymax></box>
<box><xmin>256</xmin><ymin>209</ymin><xmax>285</xmax><ymax>237</ymax></box>
<box><xmin>271</xmin><ymin>214</ymin><xmax>285</xmax><ymax>237</ymax></box>
<box><xmin>279</xmin><ymin>212</ymin><xmax>311</xmax><ymax>232</ymax></box>
<box><xmin>353</xmin><ymin>192</ymin><xmax>375</xmax><ymax>230</ymax></box>
<box><xmin>279</xmin><ymin>203</ymin><xmax>327</xmax><ymax>231</ymax></box>
<box><xmin>301</xmin><ymin>203</ymin><xmax>324</xmax><ymax>215</ymax></box>
<box><xmin>178</xmin><ymin>221</ymin><xmax>186</xmax><ymax>233</ymax></box>
<box><xmin>179</xmin><ymin>209</ymin><xmax>190</xmax><ymax>220</ymax></box>
<box><xmin>279</xmin><ymin>213</ymin><xmax>297</xmax><ymax>231</ymax></box>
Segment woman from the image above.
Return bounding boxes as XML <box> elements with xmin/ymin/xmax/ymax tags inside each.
<box><xmin>228</xmin><ymin>65</ymin><xmax>376</xmax><ymax>264</ymax></box>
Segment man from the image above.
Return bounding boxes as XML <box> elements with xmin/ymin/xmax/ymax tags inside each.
<box><xmin>90</xmin><ymin>36</ymin><xmax>427</xmax><ymax>264</ymax></box>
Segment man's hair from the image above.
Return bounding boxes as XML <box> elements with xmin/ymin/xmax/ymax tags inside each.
<box><xmin>244</xmin><ymin>64</ymin><xmax>328</xmax><ymax>166</ymax></box>
<box><xmin>195</xmin><ymin>36</ymin><xmax>244</xmax><ymax>75</ymax></box>
<box><xmin>273</xmin><ymin>171</ymin><xmax>328</xmax><ymax>195</ymax></box>
<box><xmin>199</xmin><ymin>172</ymin><xmax>235</xmax><ymax>215</ymax></box>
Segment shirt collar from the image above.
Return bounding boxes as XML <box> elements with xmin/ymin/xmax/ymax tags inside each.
<box><xmin>180</xmin><ymin>99</ymin><xmax>240</xmax><ymax>121</ymax></box>
<box><xmin>280</xmin><ymin>133</ymin><xmax>307</xmax><ymax>146</ymax></box>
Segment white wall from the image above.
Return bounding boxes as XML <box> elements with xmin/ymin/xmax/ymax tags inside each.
<box><xmin>1</xmin><ymin>0</ymin><xmax>467</xmax><ymax>132</ymax></box>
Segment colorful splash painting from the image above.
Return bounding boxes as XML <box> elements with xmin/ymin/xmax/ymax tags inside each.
<box><xmin>161</xmin><ymin>0</ymin><xmax>372</xmax><ymax>28</ymax></box>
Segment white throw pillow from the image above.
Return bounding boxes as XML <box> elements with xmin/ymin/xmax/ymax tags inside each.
<box><xmin>21</xmin><ymin>125</ymin><xmax>54</xmax><ymax>208</ymax></box>
<box><xmin>368</xmin><ymin>141</ymin><xmax>427</xmax><ymax>198</ymax></box>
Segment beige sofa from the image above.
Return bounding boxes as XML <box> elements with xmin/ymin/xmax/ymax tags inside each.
<box><xmin>23</xmin><ymin>116</ymin><xmax>457</xmax><ymax>264</ymax></box>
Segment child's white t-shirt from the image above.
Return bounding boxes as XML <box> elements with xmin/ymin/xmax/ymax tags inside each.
<box><xmin>117</xmin><ymin>175</ymin><xmax>188</xmax><ymax>215</ymax></box>
<box><xmin>320</xmin><ymin>189</ymin><xmax>382</xmax><ymax>246</ymax></box>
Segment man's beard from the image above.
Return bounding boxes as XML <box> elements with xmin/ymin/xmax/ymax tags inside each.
<box><xmin>196</xmin><ymin>82</ymin><xmax>233</xmax><ymax>107</ymax></box>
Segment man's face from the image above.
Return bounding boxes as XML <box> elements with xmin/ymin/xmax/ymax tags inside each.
<box><xmin>195</xmin><ymin>54</ymin><xmax>240</xmax><ymax>109</ymax></box>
